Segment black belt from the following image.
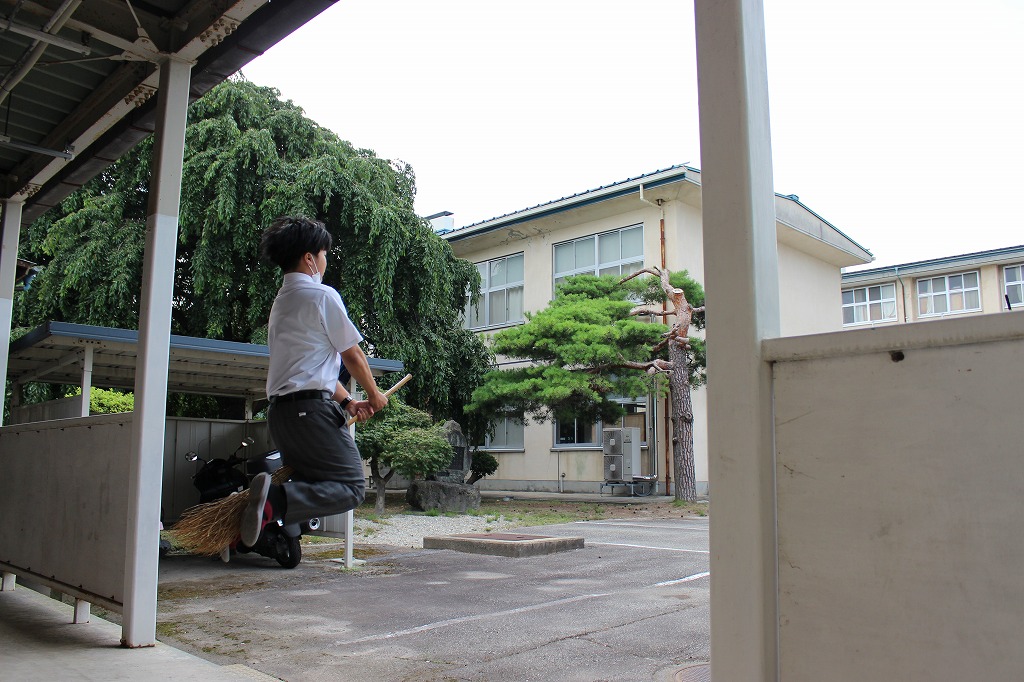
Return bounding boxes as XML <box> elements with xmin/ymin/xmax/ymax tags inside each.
<box><xmin>269</xmin><ymin>390</ymin><xmax>332</xmax><ymax>404</ymax></box>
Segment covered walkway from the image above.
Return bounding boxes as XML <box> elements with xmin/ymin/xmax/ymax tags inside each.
<box><xmin>0</xmin><ymin>587</ymin><xmax>273</xmax><ymax>681</ymax></box>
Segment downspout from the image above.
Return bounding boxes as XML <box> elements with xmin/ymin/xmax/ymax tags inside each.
<box><xmin>894</xmin><ymin>266</ymin><xmax>908</xmax><ymax>322</ymax></box>
<box><xmin>0</xmin><ymin>0</ymin><xmax>83</xmax><ymax>108</ymax></box>
<box><xmin>639</xmin><ymin>184</ymin><xmax>671</xmax><ymax>493</ymax></box>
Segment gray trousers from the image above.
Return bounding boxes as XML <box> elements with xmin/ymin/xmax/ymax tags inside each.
<box><xmin>267</xmin><ymin>397</ymin><xmax>365</xmax><ymax>525</ymax></box>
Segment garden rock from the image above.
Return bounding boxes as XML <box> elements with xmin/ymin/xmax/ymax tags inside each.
<box><xmin>406</xmin><ymin>480</ymin><xmax>481</xmax><ymax>513</ymax></box>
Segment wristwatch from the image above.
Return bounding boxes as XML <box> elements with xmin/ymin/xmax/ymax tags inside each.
<box><xmin>339</xmin><ymin>396</ymin><xmax>353</xmax><ymax>411</ymax></box>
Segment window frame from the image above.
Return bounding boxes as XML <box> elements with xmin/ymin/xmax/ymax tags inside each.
<box><xmin>841</xmin><ymin>282</ymin><xmax>898</xmax><ymax>327</ymax></box>
<box><xmin>483</xmin><ymin>417</ymin><xmax>525</xmax><ymax>451</ymax></box>
<box><xmin>1004</xmin><ymin>263</ymin><xmax>1024</xmax><ymax>311</ymax></box>
<box><xmin>465</xmin><ymin>252</ymin><xmax>525</xmax><ymax>330</ymax></box>
<box><xmin>552</xmin><ymin>396</ymin><xmax>648</xmax><ymax>449</ymax></box>
<box><xmin>553</xmin><ymin>416</ymin><xmax>601</xmax><ymax>449</ymax></box>
<box><xmin>916</xmin><ymin>270</ymin><xmax>982</xmax><ymax>318</ymax></box>
<box><xmin>552</xmin><ymin>224</ymin><xmax>644</xmax><ymax>293</ymax></box>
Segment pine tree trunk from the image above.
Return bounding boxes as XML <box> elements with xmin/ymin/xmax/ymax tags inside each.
<box><xmin>669</xmin><ymin>340</ymin><xmax>697</xmax><ymax>502</ymax></box>
<box><xmin>370</xmin><ymin>458</ymin><xmax>388</xmax><ymax>514</ymax></box>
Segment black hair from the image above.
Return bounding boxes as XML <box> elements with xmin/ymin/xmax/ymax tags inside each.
<box><xmin>259</xmin><ymin>216</ymin><xmax>333</xmax><ymax>271</ymax></box>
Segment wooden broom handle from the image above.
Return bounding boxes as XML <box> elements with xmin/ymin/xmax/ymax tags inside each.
<box><xmin>344</xmin><ymin>373</ymin><xmax>412</xmax><ymax>426</ymax></box>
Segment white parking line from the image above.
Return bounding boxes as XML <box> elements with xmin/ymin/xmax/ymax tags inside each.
<box><xmin>575</xmin><ymin>521</ymin><xmax>708</xmax><ymax>531</ymax></box>
<box><xmin>655</xmin><ymin>571</ymin><xmax>711</xmax><ymax>587</ymax></box>
<box><xmin>588</xmin><ymin>542</ymin><xmax>709</xmax><ymax>554</ymax></box>
<box><xmin>332</xmin><ymin>593</ymin><xmax>611</xmax><ymax>646</ymax></box>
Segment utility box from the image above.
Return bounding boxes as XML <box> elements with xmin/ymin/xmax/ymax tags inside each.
<box><xmin>603</xmin><ymin>427</ymin><xmax>642</xmax><ymax>482</ymax></box>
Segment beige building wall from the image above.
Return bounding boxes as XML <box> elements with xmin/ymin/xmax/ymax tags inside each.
<box><xmin>451</xmin><ymin>172</ymin><xmax>870</xmax><ymax>495</ymax></box>
<box><xmin>778</xmin><ymin>242</ymin><xmax>845</xmax><ymax>335</ymax></box>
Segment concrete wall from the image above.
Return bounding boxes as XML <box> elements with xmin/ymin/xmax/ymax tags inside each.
<box><xmin>0</xmin><ymin>414</ymin><xmax>133</xmax><ymax>609</ymax></box>
<box><xmin>767</xmin><ymin>313</ymin><xmax>1024</xmax><ymax>680</ymax></box>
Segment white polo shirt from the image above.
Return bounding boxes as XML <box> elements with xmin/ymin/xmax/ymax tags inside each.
<box><xmin>266</xmin><ymin>272</ymin><xmax>363</xmax><ymax>397</ymax></box>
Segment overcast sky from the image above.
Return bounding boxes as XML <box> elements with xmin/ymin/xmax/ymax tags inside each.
<box><xmin>242</xmin><ymin>0</ymin><xmax>1023</xmax><ymax>270</ymax></box>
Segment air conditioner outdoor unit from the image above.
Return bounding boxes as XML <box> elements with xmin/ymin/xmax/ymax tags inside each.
<box><xmin>603</xmin><ymin>427</ymin><xmax>641</xmax><ymax>482</ymax></box>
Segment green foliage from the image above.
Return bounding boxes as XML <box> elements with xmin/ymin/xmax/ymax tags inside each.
<box><xmin>468</xmin><ymin>272</ymin><xmax>706</xmax><ymax>425</ymax></box>
<box><xmin>69</xmin><ymin>386</ymin><xmax>134</xmax><ymax>414</ymax></box>
<box><xmin>355</xmin><ymin>398</ymin><xmax>454</xmax><ymax>479</ymax></box>
<box><xmin>92</xmin><ymin>387</ymin><xmax>134</xmax><ymax>414</ymax></box>
<box><xmin>466</xmin><ymin>450</ymin><xmax>499</xmax><ymax>484</ymax></box>
<box><xmin>15</xmin><ymin>78</ymin><xmax>489</xmax><ymax>421</ymax></box>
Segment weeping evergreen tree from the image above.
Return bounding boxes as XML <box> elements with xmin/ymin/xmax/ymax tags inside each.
<box><xmin>16</xmin><ymin>77</ymin><xmax>490</xmax><ymax>421</ymax></box>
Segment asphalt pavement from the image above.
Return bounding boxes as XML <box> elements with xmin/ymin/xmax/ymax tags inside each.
<box><xmin>154</xmin><ymin>515</ymin><xmax>710</xmax><ymax>681</ymax></box>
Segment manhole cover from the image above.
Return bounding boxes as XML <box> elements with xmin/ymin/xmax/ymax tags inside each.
<box><xmin>674</xmin><ymin>663</ymin><xmax>710</xmax><ymax>682</ymax></box>
<box><xmin>454</xmin><ymin>533</ymin><xmax>549</xmax><ymax>542</ymax></box>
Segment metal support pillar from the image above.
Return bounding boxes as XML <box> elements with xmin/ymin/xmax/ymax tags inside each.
<box><xmin>121</xmin><ymin>56</ymin><xmax>191</xmax><ymax>648</ymax></box>
<box><xmin>695</xmin><ymin>0</ymin><xmax>780</xmax><ymax>680</ymax></box>
<box><xmin>74</xmin><ymin>598</ymin><xmax>91</xmax><ymax>623</ymax></box>
<box><xmin>80</xmin><ymin>345</ymin><xmax>93</xmax><ymax>417</ymax></box>
<box><xmin>0</xmin><ymin>200</ymin><xmax>23</xmax><ymax>426</ymax></box>
<box><xmin>344</xmin><ymin>379</ymin><xmax>356</xmax><ymax>568</ymax></box>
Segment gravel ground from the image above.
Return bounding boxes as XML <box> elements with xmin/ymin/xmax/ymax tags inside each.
<box><xmin>352</xmin><ymin>513</ymin><xmax>522</xmax><ymax>548</ymax></box>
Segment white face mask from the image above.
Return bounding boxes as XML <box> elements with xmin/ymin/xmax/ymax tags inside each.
<box><xmin>308</xmin><ymin>257</ymin><xmax>322</xmax><ymax>284</ymax></box>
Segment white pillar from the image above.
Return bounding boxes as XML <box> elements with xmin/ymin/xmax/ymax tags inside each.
<box><xmin>121</xmin><ymin>56</ymin><xmax>191</xmax><ymax>648</ymax></box>
<box><xmin>0</xmin><ymin>200</ymin><xmax>23</xmax><ymax>426</ymax></box>
<box><xmin>73</xmin><ymin>598</ymin><xmax>91</xmax><ymax>624</ymax></box>
<box><xmin>695</xmin><ymin>1</ymin><xmax>780</xmax><ymax>680</ymax></box>
<box><xmin>80</xmin><ymin>345</ymin><xmax>93</xmax><ymax>417</ymax></box>
<box><xmin>1</xmin><ymin>571</ymin><xmax>15</xmax><ymax>590</ymax></box>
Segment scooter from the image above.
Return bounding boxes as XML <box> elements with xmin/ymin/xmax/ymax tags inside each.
<box><xmin>185</xmin><ymin>438</ymin><xmax>317</xmax><ymax>568</ymax></box>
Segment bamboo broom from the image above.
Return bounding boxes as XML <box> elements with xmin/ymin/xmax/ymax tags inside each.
<box><xmin>173</xmin><ymin>374</ymin><xmax>412</xmax><ymax>556</ymax></box>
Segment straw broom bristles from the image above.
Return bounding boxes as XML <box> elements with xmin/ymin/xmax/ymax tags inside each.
<box><xmin>172</xmin><ymin>374</ymin><xmax>412</xmax><ymax>556</ymax></box>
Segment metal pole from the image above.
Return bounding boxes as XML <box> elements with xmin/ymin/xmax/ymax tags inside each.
<box><xmin>80</xmin><ymin>345</ymin><xmax>93</xmax><ymax>417</ymax></box>
<box><xmin>121</xmin><ymin>56</ymin><xmax>191</xmax><ymax>648</ymax></box>
<box><xmin>0</xmin><ymin>200</ymin><xmax>22</xmax><ymax>427</ymax></box>
<box><xmin>695</xmin><ymin>0</ymin><xmax>781</xmax><ymax>679</ymax></box>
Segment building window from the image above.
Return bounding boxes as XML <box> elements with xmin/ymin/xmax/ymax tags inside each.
<box><xmin>485</xmin><ymin>418</ymin><xmax>524</xmax><ymax>450</ymax></box>
<box><xmin>553</xmin><ymin>225</ymin><xmax>643</xmax><ymax>288</ymax></box>
<box><xmin>554</xmin><ymin>396</ymin><xmax>648</xmax><ymax>448</ymax></box>
<box><xmin>917</xmin><ymin>271</ymin><xmax>981</xmax><ymax>317</ymax></box>
<box><xmin>1005</xmin><ymin>264</ymin><xmax>1024</xmax><ymax>310</ymax></box>
<box><xmin>465</xmin><ymin>253</ymin><xmax>524</xmax><ymax>329</ymax></box>
<box><xmin>842</xmin><ymin>284</ymin><xmax>897</xmax><ymax>326</ymax></box>
<box><xmin>555</xmin><ymin>417</ymin><xmax>598</xmax><ymax>447</ymax></box>
<box><xmin>606</xmin><ymin>400</ymin><xmax>648</xmax><ymax>445</ymax></box>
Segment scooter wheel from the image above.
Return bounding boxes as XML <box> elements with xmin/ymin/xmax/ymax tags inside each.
<box><xmin>276</xmin><ymin>533</ymin><xmax>302</xmax><ymax>568</ymax></box>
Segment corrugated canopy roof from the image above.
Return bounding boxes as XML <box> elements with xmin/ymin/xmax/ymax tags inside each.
<box><xmin>0</xmin><ymin>0</ymin><xmax>338</xmax><ymax>223</ymax></box>
<box><xmin>8</xmin><ymin>321</ymin><xmax>404</xmax><ymax>399</ymax></box>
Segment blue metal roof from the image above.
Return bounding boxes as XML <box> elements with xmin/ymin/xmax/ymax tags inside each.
<box><xmin>8</xmin><ymin>321</ymin><xmax>404</xmax><ymax>398</ymax></box>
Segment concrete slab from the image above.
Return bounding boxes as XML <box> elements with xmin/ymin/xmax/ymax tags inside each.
<box><xmin>0</xmin><ymin>585</ymin><xmax>275</xmax><ymax>681</ymax></box>
<box><xmin>422</xmin><ymin>532</ymin><xmax>585</xmax><ymax>557</ymax></box>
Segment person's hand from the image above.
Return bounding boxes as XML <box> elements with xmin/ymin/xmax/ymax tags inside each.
<box><xmin>368</xmin><ymin>390</ymin><xmax>388</xmax><ymax>412</ymax></box>
<box><xmin>345</xmin><ymin>400</ymin><xmax>374</xmax><ymax>423</ymax></box>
